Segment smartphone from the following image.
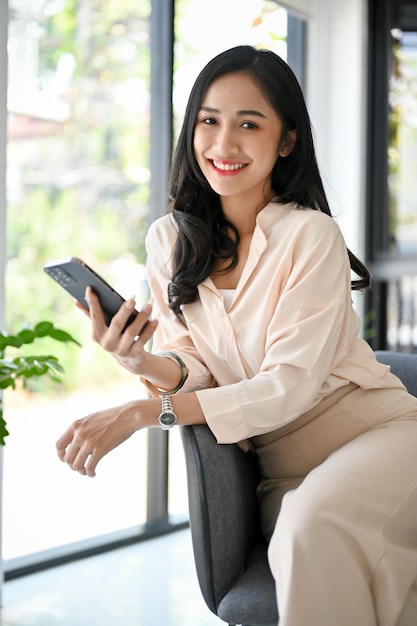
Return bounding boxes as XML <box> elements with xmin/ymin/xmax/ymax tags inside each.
<box><xmin>44</xmin><ymin>256</ymin><xmax>138</xmax><ymax>328</ymax></box>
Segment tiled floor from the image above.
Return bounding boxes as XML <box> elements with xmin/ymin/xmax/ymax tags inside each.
<box><xmin>0</xmin><ymin>529</ymin><xmax>221</xmax><ymax>626</ymax></box>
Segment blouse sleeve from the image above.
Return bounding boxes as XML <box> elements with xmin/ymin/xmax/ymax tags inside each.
<box><xmin>195</xmin><ymin>214</ymin><xmax>356</xmax><ymax>443</ymax></box>
<box><xmin>143</xmin><ymin>216</ymin><xmax>216</xmax><ymax>393</ymax></box>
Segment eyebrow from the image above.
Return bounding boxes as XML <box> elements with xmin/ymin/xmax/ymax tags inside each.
<box><xmin>199</xmin><ymin>106</ymin><xmax>267</xmax><ymax>119</ymax></box>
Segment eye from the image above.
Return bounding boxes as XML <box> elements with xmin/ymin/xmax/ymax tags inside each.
<box><xmin>200</xmin><ymin>117</ymin><xmax>217</xmax><ymax>125</ymax></box>
<box><xmin>241</xmin><ymin>121</ymin><xmax>258</xmax><ymax>130</ymax></box>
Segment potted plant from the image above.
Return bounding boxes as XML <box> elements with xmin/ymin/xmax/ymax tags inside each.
<box><xmin>0</xmin><ymin>320</ymin><xmax>80</xmax><ymax>444</ymax></box>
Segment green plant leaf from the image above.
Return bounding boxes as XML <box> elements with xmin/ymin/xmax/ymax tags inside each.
<box><xmin>0</xmin><ymin>378</ymin><xmax>16</xmax><ymax>389</ymax></box>
<box><xmin>1</xmin><ymin>322</ymin><xmax>82</xmax><ymax>349</ymax></box>
<box><xmin>17</xmin><ymin>329</ymin><xmax>36</xmax><ymax>344</ymax></box>
<box><xmin>48</xmin><ymin>328</ymin><xmax>82</xmax><ymax>346</ymax></box>
<box><xmin>34</xmin><ymin>321</ymin><xmax>54</xmax><ymax>337</ymax></box>
<box><xmin>0</xmin><ymin>406</ymin><xmax>10</xmax><ymax>446</ymax></box>
<box><xmin>37</xmin><ymin>320</ymin><xmax>83</xmax><ymax>344</ymax></box>
<box><xmin>0</xmin><ymin>334</ymin><xmax>24</xmax><ymax>351</ymax></box>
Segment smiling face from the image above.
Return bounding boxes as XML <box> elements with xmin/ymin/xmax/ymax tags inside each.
<box><xmin>193</xmin><ymin>71</ymin><xmax>291</xmax><ymax>212</ymax></box>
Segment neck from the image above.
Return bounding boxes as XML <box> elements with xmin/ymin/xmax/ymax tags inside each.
<box><xmin>220</xmin><ymin>192</ymin><xmax>273</xmax><ymax>234</ymax></box>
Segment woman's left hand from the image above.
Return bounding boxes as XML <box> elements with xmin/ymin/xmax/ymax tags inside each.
<box><xmin>56</xmin><ymin>401</ymin><xmax>145</xmax><ymax>477</ymax></box>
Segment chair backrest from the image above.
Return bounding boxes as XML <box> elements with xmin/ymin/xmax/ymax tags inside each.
<box><xmin>375</xmin><ymin>351</ymin><xmax>417</xmax><ymax>397</ymax></box>
<box><xmin>181</xmin><ymin>424</ymin><xmax>262</xmax><ymax>614</ymax></box>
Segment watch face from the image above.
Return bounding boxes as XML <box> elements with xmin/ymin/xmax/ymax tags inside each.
<box><xmin>159</xmin><ymin>411</ymin><xmax>177</xmax><ymax>428</ymax></box>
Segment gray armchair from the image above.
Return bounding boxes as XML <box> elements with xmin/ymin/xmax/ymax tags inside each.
<box><xmin>181</xmin><ymin>351</ymin><xmax>417</xmax><ymax>626</ymax></box>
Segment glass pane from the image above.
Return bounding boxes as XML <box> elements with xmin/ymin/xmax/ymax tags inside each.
<box><xmin>387</xmin><ymin>276</ymin><xmax>417</xmax><ymax>352</ymax></box>
<box><xmin>5</xmin><ymin>0</ymin><xmax>151</xmax><ymax>562</ymax></box>
<box><xmin>168</xmin><ymin>427</ymin><xmax>188</xmax><ymax>519</ymax></box>
<box><xmin>388</xmin><ymin>13</ymin><xmax>417</xmax><ymax>254</ymax></box>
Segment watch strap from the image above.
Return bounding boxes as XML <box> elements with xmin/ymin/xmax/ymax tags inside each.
<box><xmin>158</xmin><ymin>394</ymin><xmax>177</xmax><ymax>430</ymax></box>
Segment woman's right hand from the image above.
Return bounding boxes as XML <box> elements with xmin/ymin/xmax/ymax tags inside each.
<box><xmin>79</xmin><ymin>286</ymin><xmax>159</xmax><ymax>376</ymax></box>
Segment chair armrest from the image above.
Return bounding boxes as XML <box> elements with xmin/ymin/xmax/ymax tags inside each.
<box><xmin>181</xmin><ymin>424</ymin><xmax>262</xmax><ymax>614</ymax></box>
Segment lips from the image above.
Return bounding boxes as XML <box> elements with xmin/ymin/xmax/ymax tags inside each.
<box><xmin>210</xmin><ymin>159</ymin><xmax>248</xmax><ymax>173</ymax></box>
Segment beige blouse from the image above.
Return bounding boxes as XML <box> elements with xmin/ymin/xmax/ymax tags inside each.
<box><xmin>145</xmin><ymin>200</ymin><xmax>404</xmax><ymax>444</ymax></box>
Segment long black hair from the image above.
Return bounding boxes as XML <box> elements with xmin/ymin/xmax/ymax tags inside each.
<box><xmin>167</xmin><ymin>45</ymin><xmax>370</xmax><ymax>320</ymax></box>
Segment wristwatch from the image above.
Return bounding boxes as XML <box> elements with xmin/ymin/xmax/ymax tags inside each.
<box><xmin>158</xmin><ymin>394</ymin><xmax>178</xmax><ymax>430</ymax></box>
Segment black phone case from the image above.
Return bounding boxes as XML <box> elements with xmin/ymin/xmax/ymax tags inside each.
<box><xmin>44</xmin><ymin>256</ymin><xmax>137</xmax><ymax>327</ymax></box>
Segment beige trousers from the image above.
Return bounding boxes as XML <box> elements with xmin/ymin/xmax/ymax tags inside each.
<box><xmin>251</xmin><ymin>378</ymin><xmax>417</xmax><ymax>626</ymax></box>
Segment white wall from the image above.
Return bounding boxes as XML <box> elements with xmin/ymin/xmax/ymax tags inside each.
<box><xmin>279</xmin><ymin>0</ymin><xmax>310</xmax><ymax>20</ymax></box>
<box><xmin>282</xmin><ymin>0</ymin><xmax>368</xmax><ymax>320</ymax></box>
<box><xmin>284</xmin><ymin>0</ymin><xmax>368</xmax><ymax>258</ymax></box>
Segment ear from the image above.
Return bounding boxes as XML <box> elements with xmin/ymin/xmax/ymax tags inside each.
<box><xmin>279</xmin><ymin>129</ymin><xmax>298</xmax><ymax>157</ymax></box>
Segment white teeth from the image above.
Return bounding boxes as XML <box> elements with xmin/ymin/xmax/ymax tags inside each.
<box><xmin>212</xmin><ymin>160</ymin><xmax>246</xmax><ymax>171</ymax></box>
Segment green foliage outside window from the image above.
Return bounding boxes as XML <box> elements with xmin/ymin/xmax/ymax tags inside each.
<box><xmin>7</xmin><ymin>0</ymin><xmax>151</xmax><ymax>392</ymax></box>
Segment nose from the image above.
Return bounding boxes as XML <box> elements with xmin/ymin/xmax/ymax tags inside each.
<box><xmin>213</xmin><ymin>124</ymin><xmax>239</xmax><ymax>155</ymax></box>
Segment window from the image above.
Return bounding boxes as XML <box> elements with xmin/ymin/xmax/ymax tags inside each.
<box><xmin>366</xmin><ymin>0</ymin><xmax>417</xmax><ymax>352</ymax></box>
<box><xmin>5</xmin><ymin>0</ymin><xmax>152</xmax><ymax>571</ymax></box>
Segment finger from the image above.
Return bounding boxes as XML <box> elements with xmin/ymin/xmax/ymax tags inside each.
<box><xmin>135</xmin><ymin>318</ymin><xmax>158</xmax><ymax>346</ymax></box>
<box><xmin>121</xmin><ymin>301</ymin><xmax>153</xmax><ymax>340</ymax></box>
<box><xmin>74</xmin><ymin>299</ymin><xmax>90</xmax><ymax>317</ymax></box>
<box><xmin>56</xmin><ymin>428</ymin><xmax>75</xmax><ymax>461</ymax></box>
<box><xmin>84</xmin><ymin>454</ymin><xmax>98</xmax><ymax>477</ymax></box>
<box><xmin>85</xmin><ymin>287</ymin><xmax>108</xmax><ymax>336</ymax></box>
<box><xmin>136</xmin><ymin>301</ymin><xmax>155</xmax><ymax>334</ymax></box>
<box><xmin>70</xmin><ymin>448</ymin><xmax>92</xmax><ymax>476</ymax></box>
<box><xmin>108</xmin><ymin>297</ymin><xmax>138</xmax><ymax>335</ymax></box>
<box><xmin>72</xmin><ymin>442</ymin><xmax>104</xmax><ymax>477</ymax></box>
<box><xmin>96</xmin><ymin>298</ymin><xmax>138</xmax><ymax>354</ymax></box>
<box><xmin>63</xmin><ymin>442</ymin><xmax>82</xmax><ymax>467</ymax></box>
<box><xmin>106</xmin><ymin>300</ymin><xmax>151</xmax><ymax>352</ymax></box>
<box><xmin>85</xmin><ymin>286</ymin><xmax>105</xmax><ymax>318</ymax></box>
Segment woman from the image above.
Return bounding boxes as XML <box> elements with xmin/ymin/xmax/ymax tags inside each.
<box><xmin>57</xmin><ymin>46</ymin><xmax>417</xmax><ymax>625</ymax></box>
